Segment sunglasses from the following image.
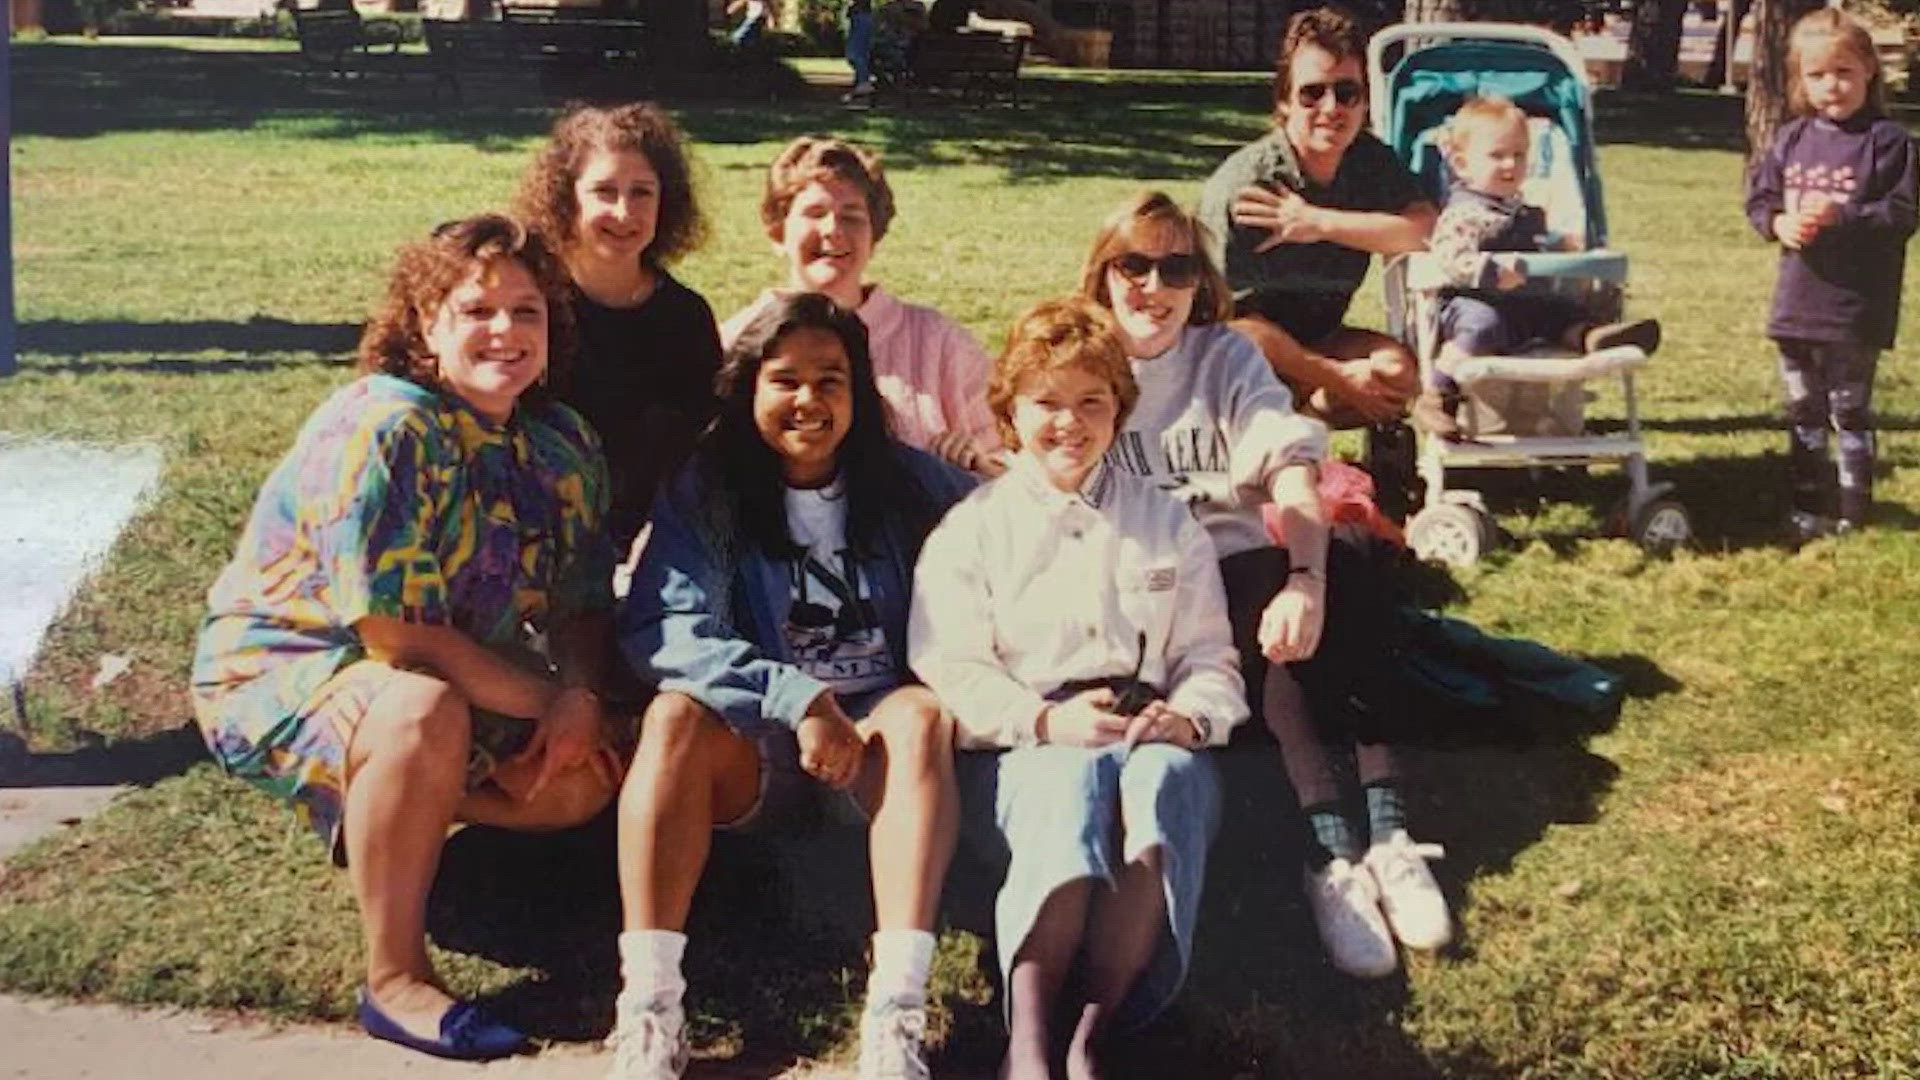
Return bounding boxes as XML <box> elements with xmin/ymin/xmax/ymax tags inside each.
<box><xmin>1295</xmin><ymin>79</ymin><xmax>1364</xmax><ymax>108</ymax></box>
<box><xmin>1110</xmin><ymin>251</ymin><xmax>1201</xmax><ymax>289</ymax></box>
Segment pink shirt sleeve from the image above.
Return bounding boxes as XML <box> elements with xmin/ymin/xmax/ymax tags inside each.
<box><xmin>934</xmin><ymin>316</ymin><xmax>1002</xmax><ymax>454</ymax></box>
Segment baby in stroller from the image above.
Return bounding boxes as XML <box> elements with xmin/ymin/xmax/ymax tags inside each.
<box><xmin>1412</xmin><ymin>95</ymin><xmax>1662</xmax><ymax>439</ymax></box>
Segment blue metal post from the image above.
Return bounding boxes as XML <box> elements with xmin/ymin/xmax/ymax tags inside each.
<box><xmin>1</xmin><ymin>32</ymin><xmax>14</xmax><ymax>378</ymax></box>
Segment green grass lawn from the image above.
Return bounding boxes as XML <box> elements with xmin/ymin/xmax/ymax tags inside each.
<box><xmin>4</xmin><ymin>38</ymin><xmax>1919</xmax><ymax>1079</ymax></box>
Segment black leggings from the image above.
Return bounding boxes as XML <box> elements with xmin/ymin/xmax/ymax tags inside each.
<box><xmin>1219</xmin><ymin>543</ymin><xmax>1397</xmax><ymax>809</ymax></box>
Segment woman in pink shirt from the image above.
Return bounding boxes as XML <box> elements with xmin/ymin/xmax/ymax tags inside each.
<box><xmin>721</xmin><ymin>135</ymin><xmax>1004</xmax><ymax>476</ymax></box>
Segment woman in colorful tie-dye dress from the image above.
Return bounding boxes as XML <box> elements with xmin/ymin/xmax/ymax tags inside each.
<box><xmin>190</xmin><ymin>215</ymin><xmax>622</xmax><ymax>1062</ymax></box>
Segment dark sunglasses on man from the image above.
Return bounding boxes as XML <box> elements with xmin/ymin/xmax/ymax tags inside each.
<box><xmin>1295</xmin><ymin>78</ymin><xmax>1363</xmax><ymax>108</ymax></box>
<box><xmin>1110</xmin><ymin>251</ymin><xmax>1202</xmax><ymax>290</ymax></box>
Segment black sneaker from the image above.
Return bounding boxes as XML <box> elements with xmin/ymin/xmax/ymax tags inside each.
<box><xmin>1584</xmin><ymin>318</ymin><xmax>1662</xmax><ymax>356</ymax></box>
<box><xmin>1837</xmin><ymin>488</ymin><xmax>1871</xmax><ymax>532</ymax></box>
<box><xmin>1364</xmin><ymin>421</ymin><xmax>1418</xmax><ymax>522</ymax></box>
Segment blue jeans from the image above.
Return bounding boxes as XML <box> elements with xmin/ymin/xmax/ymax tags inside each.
<box><xmin>957</xmin><ymin>742</ymin><xmax>1221</xmax><ymax>1031</ymax></box>
<box><xmin>845</xmin><ymin>10</ymin><xmax>874</xmax><ymax>89</ymax></box>
<box><xmin>730</xmin><ymin>12</ymin><xmax>766</xmax><ymax>47</ymax></box>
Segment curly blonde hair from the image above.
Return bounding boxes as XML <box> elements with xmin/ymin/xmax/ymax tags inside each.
<box><xmin>760</xmin><ymin>135</ymin><xmax>897</xmax><ymax>243</ymax></box>
<box><xmin>1077</xmin><ymin>190</ymin><xmax>1233</xmax><ymax>326</ymax></box>
<box><xmin>357</xmin><ymin>214</ymin><xmax>578</xmax><ymax>406</ymax></box>
<box><xmin>513</xmin><ymin>102</ymin><xmax>708</xmax><ymax>268</ymax></box>
<box><xmin>988</xmin><ymin>297</ymin><xmax>1139</xmax><ymax>452</ymax></box>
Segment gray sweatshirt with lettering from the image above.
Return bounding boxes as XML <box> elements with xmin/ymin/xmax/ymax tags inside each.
<box><xmin>1104</xmin><ymin>323</ymin><xmax>1328</xmax><ymax>559</ymax></box>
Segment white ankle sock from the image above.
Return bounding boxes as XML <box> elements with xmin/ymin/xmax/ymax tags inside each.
<box><xmin>617</xmin><ymin>929</ymin><xmax>688</xmax><ymax>1012</ymax></box>
<box><xmin>865</xmin><ymin>929</ymin><xmax>934</xmax><ymax>1009</ymax></box>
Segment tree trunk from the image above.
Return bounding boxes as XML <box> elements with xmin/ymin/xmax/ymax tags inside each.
<box><xmin>1621</xmin><ymin>0</ymin><xmax>1687</xmax><ymax>90</ymax></box>
<box><xmin>1744</xmin><ymin>0</ymin><xmax>1822</xmax><ymax>165</ymax></box>
<box><xmin>1704</xmin><ymin>0</ymin><xmax>1749</xmax><ymax>87</ymax></box>
<box><xmin>1404</xmin><ymin>0</ymin><xmax>1465</xmax><ymax>24</ymax></box>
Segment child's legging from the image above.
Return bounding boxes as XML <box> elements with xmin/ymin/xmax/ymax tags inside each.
<box><xmin>1219</xmin><ymin>546</ymin><xmax>1399</xmax><ymax>818</ymax></box>
<box><xmin>1778</xmin><ymin>338</ymin><xmax>1879</xmax><ymax>513</ymax></box>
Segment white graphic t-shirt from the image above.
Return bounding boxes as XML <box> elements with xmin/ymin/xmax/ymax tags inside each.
<box><xmin>783</xmin><ymin>480</ymin><xmax>895</xmax><ymax>696</ymax></box>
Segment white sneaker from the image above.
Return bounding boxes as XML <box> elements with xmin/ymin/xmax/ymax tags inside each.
<box><xmin>606</xmin><ymin>999</ymin><xmax>689</xmax><ymax>1080</ymax></box>
<box><xmin>1364</xmin><ymin>829</ymin><xmax>1452</xmax><ymax>951</ymax></box>
<box><xmin>858</xmin><ymin>997</ymin><xmax>930</xmax><ymax>1080</ymax></box>
<box><xmin>1304</xmin><ymin>857</ymin><xmax>1398</xmax><ymax>978</ymax></box>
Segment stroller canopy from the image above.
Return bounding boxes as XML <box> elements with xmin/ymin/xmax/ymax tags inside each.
<box><xmin>1377</xmin><ymin>37</ymin><xmax>1609</xmax><ymax>248</ymax></box>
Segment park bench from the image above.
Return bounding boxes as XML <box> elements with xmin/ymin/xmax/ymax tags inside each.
<box><xmin>423</xmin><ymin>16</ymin><xmax>650</xmax><ymax>105</ymax></box>
<box><xmin>290</xmin><ymin>6</ymin><xmax>408</xmax><ymax>77</ymax></box>
<box><xmin>908</xmin><ymin>29</ymin><xmax>1026</xmax><ymax>104</ymax></box>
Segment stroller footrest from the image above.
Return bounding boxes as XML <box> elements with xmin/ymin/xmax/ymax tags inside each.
<box><xmin>1453</xmin><ymin>346</ymin><xmax>1647</xmax><ymax>385</ymax></box>
<box><xmin>1436</xmin><ymin>435</ymin><xmax>1645</xmax><ymax>465</ymax></box>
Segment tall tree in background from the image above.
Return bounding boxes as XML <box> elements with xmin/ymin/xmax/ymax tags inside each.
<box><xmin>1622</xmin><ymin>0</ymin><xmax>1688</xmax><ymax>89</ymax></box>
<box><xmin>1745</xmin><ymin>0</ymin><xmax>1823</xmax><ymax>165</ymax></box>
<box><xmin>1705</xmin><ymin>0</ymin><xmax>1752</xmax><ymax>86</ymax></box>
<box><xmin>1405</xmin><ymin>0</ymin><xmax>1469</xmax><ymax>24</ymax></box>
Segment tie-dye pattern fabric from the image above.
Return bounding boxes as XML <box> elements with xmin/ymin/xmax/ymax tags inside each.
<box><xmin>190</xmin><ymin>373</ymin><xmax>613</xmax><ymax>848</ymax></box>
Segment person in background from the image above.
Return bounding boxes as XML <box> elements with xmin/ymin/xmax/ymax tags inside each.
<box><xmin>845</xmin><ymin>0</ymin><xmax>876</xmax><ymax>104</ymax></box>
<box><xmin>727</xmin><ymin>0</ymin><xmax>777</xmax><ymax>48</ymax></box>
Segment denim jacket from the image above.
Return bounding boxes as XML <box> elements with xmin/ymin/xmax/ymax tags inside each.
<box><xmin>619</xmin><ymin>443</ymin><xmax>975</xmax><ymax>738</ymax></box>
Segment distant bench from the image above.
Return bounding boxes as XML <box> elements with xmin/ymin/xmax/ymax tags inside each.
<box><xmin>290</xmin><ymin>6</ymin><xmax>408</xmax><ymax>77</ymax></box>
<box><xmin>422</xmin><ymin>16</ymin><xmax>650</xmax><ymax>104</ymax></box>
<box><xmin>910</xmin><ymin>29</ymin><xmax>1026</xmax><ymax>104</ymax></box>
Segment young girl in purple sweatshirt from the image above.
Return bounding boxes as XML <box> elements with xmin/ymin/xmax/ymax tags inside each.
<box><xmin>1745</xmin><ymin>8</ymin><xmax>1917</xmax><ymax>540</ymax></box>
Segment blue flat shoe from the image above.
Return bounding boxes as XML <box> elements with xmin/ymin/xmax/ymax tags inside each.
<box><xmin>356</xmin><ymin>986</ymin><xmax>529</xmax><ymax>1061</ymax></box>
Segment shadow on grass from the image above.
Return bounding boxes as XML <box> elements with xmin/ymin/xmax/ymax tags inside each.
<box><xmin>1440</xmin><ymin>446</ymin><xmax>1905</xmax><ymax>555</ymax></box>
<box><xmin>1587</xmin><ymin>413</ymin><xmax>1920</xmax><ymax>436</ymax></box>
<box><xmin>0</xmin><ymin>719</ymin><xmax>209</xmax><ymax>788</ymax></box>
<box><xmin>15</xmin><ymin>356</ymin><xmax>352</xmax><ymax>374</ymax></box>
<box><xmin>417</xmin><ymin>641</ymin><xmax>1651</xmax><ymax>1077</ymax></box>
<box><xmin>13</xmin><ymin>41</ymin><xmax>1268</xmax><ymax>182</ymax></box>
<box><xmin>18</xmin><ymin>318</ymin><xmax>362</xmax><ymax>359</ymax></box>
<box><xmin>426</xmin><ymin>809</ymin><xmax>887</xmax><ymax>1060</ymax></box>
<box><xmin>1594</xmin><ymin>88</ymin><xmax>1920</xmax><ymax>153</ymax></box>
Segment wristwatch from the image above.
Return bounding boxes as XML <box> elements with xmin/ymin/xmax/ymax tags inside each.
<box><xmin>1187</xmin><ymin>711</ymin><xmax>1213</xmax><ymax>747</ymax></box>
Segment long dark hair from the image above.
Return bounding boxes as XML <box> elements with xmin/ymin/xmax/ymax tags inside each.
<box><xmin>700</xmin><ymin>292</ymin><xmax>937</xmax><ymax>560</ymax></box>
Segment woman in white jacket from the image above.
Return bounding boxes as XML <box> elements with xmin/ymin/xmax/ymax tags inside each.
<box><xmin>910</xmin><ymin>297</ymin><xmax>1246</xmax><ymax>1080</ymax></box>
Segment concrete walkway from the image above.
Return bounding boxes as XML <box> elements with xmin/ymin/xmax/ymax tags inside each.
<box><xmin>0</xmin><ymin>993</ymin><xmax>860</xmax><ymax>1079</ymax></box>
<box><xmin>0</xmin><ymin>435</ymin><xmax>163</xmax><ymax>688</ymax></box>
<box><xmin>0</xmin><ymin>784</ymin><xmax>126</xmax><ymax>862</ymax></box>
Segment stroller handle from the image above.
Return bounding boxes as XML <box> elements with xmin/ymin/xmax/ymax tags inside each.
<box><xmin>1367</xmin><ymin>22</ymin><xmax>1594</xmax><ymax>135</ymax></box>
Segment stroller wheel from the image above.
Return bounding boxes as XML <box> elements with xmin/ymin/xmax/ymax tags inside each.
<box><xmin>1631</xmin><ymin>498</ymin><xmax>1692</xmax><ymax>554</ymax></box>
<box><xmin>1408</xmin><ymin>503</ymin><xmax>1495</xmax><ymax>568</ymax></box>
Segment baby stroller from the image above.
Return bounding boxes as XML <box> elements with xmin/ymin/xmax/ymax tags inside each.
<box><xmin>1367</xmin><ymin>23</ymin><xmax>1690</xmax><ymax>567</ymax></box>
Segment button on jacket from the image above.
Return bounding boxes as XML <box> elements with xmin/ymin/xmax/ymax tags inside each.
<box><xmin>910</xmin><ymin>455</ymin><xmax>1247</xmax><ymax>749</ymax></box>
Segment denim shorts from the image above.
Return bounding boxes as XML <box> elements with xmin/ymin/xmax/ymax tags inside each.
<box><xmin>719</xmin><ymin>686</ymin><xmax>891</xmax><ymax>835</ymax></box>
